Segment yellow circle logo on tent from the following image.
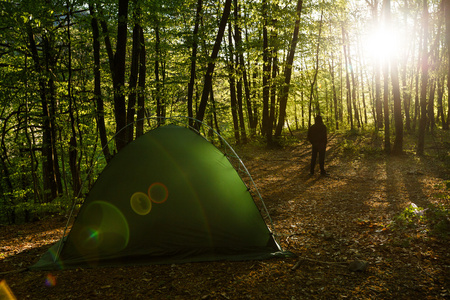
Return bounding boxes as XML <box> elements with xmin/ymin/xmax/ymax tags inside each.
<box><xmin>148</xmin><ymin>182</ymin><xmax>168</xmax><ymax>203</ymax></box>
<box><xmin>130</xmin><ymin>192</ymin><xmax>152</xmax><ymax>215</ymax></box>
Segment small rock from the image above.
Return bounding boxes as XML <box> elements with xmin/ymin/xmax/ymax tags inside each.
<box><xmin>323</xmin><ymin>231</ymin><xmax>334</xmax><ymax>241</ymax></box>
<box><xmin>348</xmin><ymin>260</ymin><xmax>368</xmax><ymax>272</ymax></box>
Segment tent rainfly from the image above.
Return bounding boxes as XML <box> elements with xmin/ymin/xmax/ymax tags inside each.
<box><xmin>31</xmin><ymin>124</ymin><xmax>286</xmax><ymax>270</ymax></box>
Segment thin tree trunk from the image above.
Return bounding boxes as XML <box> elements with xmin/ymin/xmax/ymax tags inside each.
<box><xmin>382</xmin><ymin>58</ymin><xmax>391</xmax><ymax>154</ymax></box>
<box><xmin>274</xmin><ymin>0</ymin><xmax>303</xmax><ymax>136</ymax></box>
<box><xmin>267</xmin><ymin>36</ymin><xmax>278</xmax><ymax>144</ymax></box>
<box><xmin>329</xmin><ymin>56</ymin><xmax>339</xmax><ymax>130</ymax></box>
<box><xmin>209</xmin><ymin>88</ymin><xmax>221</xmax><ymax>138</ymax></box>
<box><xmin>234</xmin><ymin>0</ymin><xmax>247</xmax><ymax>143</ymax></box>
<box><xmin>136</xmin><ymin>27</ymin><xmax>146</xmax><ymax>137</ymax></box>
<box><xmin>372</xmin><ymin>0</ymin><xmax>384</xmax><ymax>130</ymax></box>
<box><xmin>89</xmin><ymin>4</ymin><xmax>111</xmax><ymax>162</ymax></box>
<box><xmin>23</xmin><ymin>68</ymin><xmax>41</xmax><ymax>202</ymax></box>
<box><xmin>194</xmin><ymin>0</ymin><xmax>232</xmax><ymax>128</ymax></box>
<box><xmin>66</xmin><ymin>2</ymin><xmax>81</xmax><ymax>195</ymax></box>
<box><xmin>261</xmin><ymin>0</ymin><xmax>271</xmax><ymax>137</ymax></box>
<box><xmin>154</xmin><ymin>21</ymin><xmax>165</xmax><ymax>124</ymax></box>
<box><xmin>187</xmin><ymin>0</ymin><xmax>202</xmax><ymax>127</ymax></box>
<box><xmin>428</xmin><ymin>79</ymin><xmax>436</xmax><ymax>133</ymax></box>
<box><xmin>444</xmin><ymin>0</ymin><xmax>450</xmax><ymax>130</ymax></box>
<box><xmin>382</xmin><ymin>0</ymin><xmax>403</xmax><ymax>155</ymax></box>
<box><xmin>309</xmin><ymin>10</ymin><xmax>323</xmax><ymax>127</ymax></box>
<box><xmin>126</xmin><ymin>2</ymin><xmax>142</xmax><ymax>142</ymax></box>
<box><xmin>437</xmin><ymin>76</ymin><xmax>447</xmax><ymax>129</ymax></box>
<box><xmin>228</xmin><ymin>22</ymin><xmax>240</xmax><ymax>142</ymax></box>
<box><xmin>391</xmin><ymin>61</ymin><xmax>403</xmax><ymax>155</ymax></box>
<box><xmin>391</xmin><ymin>60</ymin><xmax>404</xmax><ymax>155</ymax></box>
<box><xmin>241</xmin><ymin>7</ymin><xmax>256</xmax><ymax>136</ymax></box>
<box><xmin>417</xmin><ymin>0</ymin><xmax>429</xmax><ymax>155</ymax></box>
<box><xmin>27</xmin><ymin>23</ymin><xmax>62</xmax><ymax>202</ymax></box>
<box><xmin>342</xmin><ymin>26</ymin><xmax>353</xmax><ymax>130</ymax></box>
<box><xmin>401</xmin><ymin>2</ymin><xmax>412</xmax><ymax>132</ymax></box>
<box><xmin>357</xmin><ymin>37</ymin><xmax>368</xmax><ymax>126</ymax></box>
<box><xmin>344</xmin><ymin>28</ymin><xmax>360</xmax><ymax>129</ymax></box>
<box><xmin>112</xmin><ymin>0</ymin><xmax>129</xmax><ymax>151</ymax></box>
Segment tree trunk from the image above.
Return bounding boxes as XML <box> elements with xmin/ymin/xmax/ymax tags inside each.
<box><xmin>112</xmin><ymin>0</ymin><xmax>129</xmax><ymax>151</ymax></box>
<box><xmin>136</xmin><ymin>26</ymin><xmax>147</xmax><ymax>137</ymax></box>
<box><xmin>346</xmin><ymin>33</ymin><xmax>360</xmax><ymax>128</ymax></box>
<box><xmin>357</xmin><ymin>39</ymin><xmax>368</xmax><ymax>126</ymax></box>
<box><xmin>89</xmin><ymin>4</ymin><xmax>111</xmax><ymax>162</ymax></box>
<box><xmin>228</xmin><ymin>22</ymin><xmax>240</xmax><ymax>142</ymax></box>
<box><xmin>369</xmin><ymin>0</ymin><xmax>384</xmax><ymax>129</ymax></box>
<box><xmin>329</xmin><ymin>55</ymin><xmax>339</xmax><ymax>130</ymax></box>
<box><xmin>27</xmin><ymin>24</ymin><xmax>62</xmax><ymax>202</ymax></box>
<box><xmin>308</xmin><ymin>10</ymin><xmax>323</xmax><ymax>126</ymax></box>
<box><xmin>194</xmin><ymin>0</ymin><xmax>232</xmax><ymax>129</ymax></box>
<box><xmin>274</xmin><ymin>0</ymin><xmax>303</xmax><ymax>136</ymax></box>
<box><xmin>234</xmin><ymin>0</ymin><xmax>247</xmax><ymax>143</ymax></box>
<box><xmin>154</xmin><ymin>21</ymin><xmax>165</xmax><ymax>124</ymax></box>
<box><xmin>428</xmin><ymin>79</ymin><xmax>436</xmax><ymax>133</ymax></box>
<box><xmin>437</xmin><ymin>76</ymin><xmax>447</xmax><ymax>129</ymax></box>
<box><xmin>267</xmin><ymin>36</ymin><xmax>278</xmax><ymax>144</ymax></box>
<box><xmin>187</xmin><ymin>0</ymin><xmax>202</xmax><ymax>127</ymax></box>
<box><xmin>417</xmin><ymin>0</ymin><xmax>429</xmax><ymax>155</ymax></box>
<box><xmin>342</xmin><ymin>26</ymin><xmax>353</xmax><ymax>130</ymax></box>
<box><xmin>401</xmin><ymin>2</ymin><xmax>412</xmax><ymax>132</ymax></box>
<box><xmin>382</xmin><ymin>58</ymin><xmax>391</xmax><ymax>154</ymax></box>
<box><xmin>66</xmin><ymin>3</ymin><xmax>81</xmax><ymax>196</ymax></box>
<box><xmin>383</xmin><ymin>0</ymin><xmax>403</xmax><ymax>155</ymax></box>
<box><xmin>241</xmin><ymin>9</ymin><xmax>256</xmax><ymax>136</ymax></box>
<box><xmin>261</xmin><ymin>0</ymin><xmax>271</xmax><ymax>137</ymax></box>
<box><xmin>126</xmin><ymin>3</ymin><xmax>142</xmax><ymax>142</ymax></box>
<box><xmin>444</xmin><ymin>0</ymin><xmax>450</xmax><ymax>130</ymax></box>
<box><xmin>391</xmin><ymin>59</ymin><xmax>404</xmax><ymax>155</ymax></box>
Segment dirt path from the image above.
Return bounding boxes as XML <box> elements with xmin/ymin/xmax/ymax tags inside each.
<box><xmin>1</xmin><ymin>132</ymin><xmax>449</xmax><ymax>299</ymax></box>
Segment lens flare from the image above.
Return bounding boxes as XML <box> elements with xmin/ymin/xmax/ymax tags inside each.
<box><xmin>148</xmin><ymin>182</ymin><xmax>169</xmax><ymax>204</ymax></box>
<box><xmin>0</xmin><ymin>280</ymin><xmax>16</xmax><ymax>299</ymax></box>
<box><xmin>75</xmin><ymin>201</ymin><xmax>130</xmax><ymax>254</ymax></box>
<box><xmin>47</xmin><ymin>240</ymin><xmax>65</xmax><ymax>270</ymax></box>
<box><xmin>44</xmin><ymin>274</ymin><xmax>56</xmax><ymax>287</ymax></box>
<box><xmin>80</xmin><ymin>227</ymin><xmax>101</xmax><ymax>250</ymax></box>
<box><xmin>130</xmin><ymin>192</ymin><xmax>152</xmax><ymax>215</ymax></box>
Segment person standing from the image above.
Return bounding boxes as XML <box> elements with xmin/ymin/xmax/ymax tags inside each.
<box><xmin>307</xmin><ymin>115</ymin><xmax>328</xmax><ymax>176</ymax></box>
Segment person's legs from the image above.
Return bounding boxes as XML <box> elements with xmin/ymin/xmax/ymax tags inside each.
<box><xmin>310</xmin><ymin>145</ymin><xmax>318</xmax><ymax>175</ymax></box>
<box><xmin>318</xmin><ymin>146</ymin><xmax>326</xmax><ymax>174</ymax></box>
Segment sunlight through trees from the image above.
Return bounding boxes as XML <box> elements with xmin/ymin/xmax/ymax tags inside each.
<box><xmin>0</xmin><ymin>0</ymin><xmax>449</xmax><ymax>222</ymax></box>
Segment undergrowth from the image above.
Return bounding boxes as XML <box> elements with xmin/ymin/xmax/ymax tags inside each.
<box><xmin>390</xmin><ymin>201</ymin><xmax>450</xmax><ymax>241</ymax></box>
<box><xmin>0</xmin><ymin>196</ymin><xmax>80</xmax><ymax>224</ymax></box>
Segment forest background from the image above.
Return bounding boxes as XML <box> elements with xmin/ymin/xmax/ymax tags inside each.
<box><xmin>0</xmin><ymin>0</ymin><xmax>449</xmax><ymax>224</ymax></box>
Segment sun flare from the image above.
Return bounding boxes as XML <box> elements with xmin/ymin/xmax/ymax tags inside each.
<box><xmin>365</xmin><ymin>25</ymin><xmax>403</xmax><ymax>62</ymax></box>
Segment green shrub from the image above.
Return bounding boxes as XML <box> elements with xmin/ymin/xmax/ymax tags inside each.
<box><xmin>426</xmin><ymin>203</ymin><xmax>450</xmax><ymax>239</ymax></box>
<box><xmin>391</xmin><ymin>203</ymin><xmax>425</xmax><ymax>229</ymax></box>
<box><xmin>390</xmin><ymin>203</ymin><xmax>449</xmax><ymax>240</ymax></box>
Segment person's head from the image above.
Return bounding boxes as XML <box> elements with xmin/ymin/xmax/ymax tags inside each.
<box><xmin>315</xmin><ymin>115</ymin><xmax>323</xmax><ymax>124</ymax></box>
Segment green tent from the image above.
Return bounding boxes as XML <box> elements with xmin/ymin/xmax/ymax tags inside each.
<box><xmin>31</xmin><ymin>125</ymin><xmax>284</xmax><ymax>270</ymax></box>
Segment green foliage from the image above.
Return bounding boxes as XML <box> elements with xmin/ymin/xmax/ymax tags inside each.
<box><xmin>0</xmin><ymin>0</ymin><xmax>448</xmax><ymax>225</ymax></box>
<box><xmin>391</xmin><ymin>203</ymin><xmax>426</xmax><ymax>229</ymax></box>
<box><xmin>390</xmin><ymin>203</ymin><xmax>450</xmax><ymax>240</ymax></box>
<box><xmin>0</xmin><ymin>196</ymin><xmax>80</xmax><ymax>224</ymax></box>
<box><xmin>426</xmin><ymin>203</ymin><xmax>450</xmax><ymax>239</ymax></box>
<box><xmin>339</xmin><ymin>130</ymin><xmax>384</xmax><ymax>158</ymax></box>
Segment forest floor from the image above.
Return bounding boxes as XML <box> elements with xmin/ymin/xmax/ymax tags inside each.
<box><xmin>1</xmin><ymin>129</ymin><xmax>450</xmax><ymax>299</ymax></box>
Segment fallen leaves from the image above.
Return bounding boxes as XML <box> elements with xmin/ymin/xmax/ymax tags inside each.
<box><xmin>1</xmin><ymin>133</ymin><xmax>449</xmax><ymax>299</ymax></box>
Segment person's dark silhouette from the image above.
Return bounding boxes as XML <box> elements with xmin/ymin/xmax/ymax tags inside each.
<box><xmin>307</xmin><ymin>115</ymin><xmax>327</xmax><ymax>176</ymax></box>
